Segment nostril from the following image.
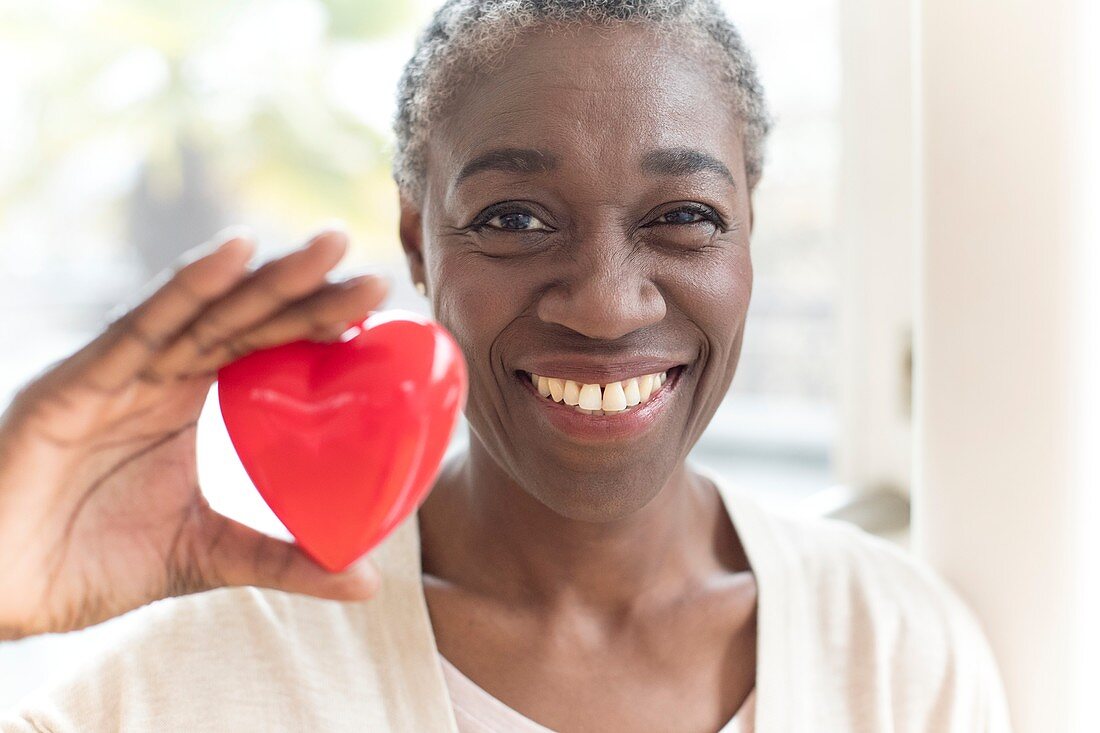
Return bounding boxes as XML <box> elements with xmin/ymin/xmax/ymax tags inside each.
<box><xmin>535</xmin><ymin>284</ymin><xmax>667</xmax><ymax>342</ymax></box>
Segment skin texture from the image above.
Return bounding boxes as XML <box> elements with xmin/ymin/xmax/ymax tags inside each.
<box><xmin>0</xmin><ymin>230</ymin><xmax>385</xmax><ymax>639</ymax></box>
<box><xmin>402</xmin><ymin>23</ymin><xmax>759</xmax><ymax>733</ymax></box>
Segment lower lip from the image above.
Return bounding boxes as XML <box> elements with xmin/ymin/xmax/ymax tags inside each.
<box><xmin>516</xmin><ymin>366</ymin><xmax>686</xmax><ymax>443</ymax></box>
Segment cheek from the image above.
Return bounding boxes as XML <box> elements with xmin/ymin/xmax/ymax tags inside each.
<box><xmin>674</xmin><ymin>245</ymin><xmax>753</xmax><ymax>339</ymax></box>
<box><xmin>680</xmin><ymin>245</ymin><xmax>752</xmax><ymax>398</ymax></box>
<box><xmin>430</xmin><ymin>255</ymin><xmax>518</xmax><ymax>375</ymax></box>
<box><xmin>722</xmin><ymin>247</ymin><xmax>754</xmax><ymax>321</ymax></box>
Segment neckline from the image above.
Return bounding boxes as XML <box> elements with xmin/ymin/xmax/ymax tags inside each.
<box><xmin>404</xmin><ymin>459</ymin><xmax>783</xmax><ymax>733</ymax></box>
<box><xmin>437</xmin><ymin>649</ymin><xmax>757</xmax><ymax>732</ymax></box>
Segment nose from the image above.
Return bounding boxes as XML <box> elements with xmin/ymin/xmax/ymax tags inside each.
<box><xmin>536</xmin><ymin>235</ymin><xmax>667</xmax><ymax>340</ymax></box>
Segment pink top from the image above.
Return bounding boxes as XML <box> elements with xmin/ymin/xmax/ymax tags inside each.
<box><xmin>439</xmin><ymin>652</ymin><xmax>756</xmax><ymax>733</ymax></box>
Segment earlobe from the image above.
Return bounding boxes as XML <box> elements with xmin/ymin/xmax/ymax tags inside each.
<box><xmin>398</xmin><ymin>194</ymin><xmax>427</xmax><ymax>288</ymax></box>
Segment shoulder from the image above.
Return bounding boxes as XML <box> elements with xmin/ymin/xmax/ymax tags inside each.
<box><xmin>765</xmin><ymin>505</ymin><xmax>981</xmax><ymax>640</ymax></box>
<box><xmin>2</xmin><ymin>586</ymin><xmax>376</xmax><ymax>732</ymax></box>
<box><xmin>766</xmin><ymin>504</ymin><xmax>965</xmax><ymax>622</ymax></box>
<box><xmin>750</xmin><ymin>501</ymin><xmax>1011</xmax><ymax>731</ymax></box>
<box><xmin>709</xmin><ymin>472</ymin><xmax>972</xmax><ymax>631</ymax></box>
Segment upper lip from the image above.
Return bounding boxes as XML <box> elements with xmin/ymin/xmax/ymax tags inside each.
<box><xmin>515</xmin><ymin>355</ymin><xmax>690</xmax><ymax>386</ymax></box>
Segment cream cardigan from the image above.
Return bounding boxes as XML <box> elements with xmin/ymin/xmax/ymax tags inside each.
<box><xmin>437</xmin><ymin>651</ymin><xmax>755</xmax><ymax>732</ymax></box>
<box><xmin>2</xmin><ymin>463</ymin><xmax>1012</xmax><ymax>732</ymax></box>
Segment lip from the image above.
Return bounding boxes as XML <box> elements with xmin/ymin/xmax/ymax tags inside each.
<box><xmin>514</xmin><ymin>364</ymin><xmax>687</xmax><ymax>443</ymax></box>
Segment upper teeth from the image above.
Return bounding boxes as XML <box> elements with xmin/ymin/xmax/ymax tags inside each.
<box><xmin>528</xmin><ymin>370</ymin><xmax>669</xmax><ymax>414</ymax></box>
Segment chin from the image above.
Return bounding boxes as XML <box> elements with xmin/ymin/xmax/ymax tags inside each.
<box><xmin>520</xmin><ymin>459</ymin><xmax>672</xmax><ymax>523</ymax></box>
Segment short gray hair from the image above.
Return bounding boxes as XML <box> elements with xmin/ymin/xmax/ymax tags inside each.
<box><xmin>391</xmin><ymin>0</ymin><xmax>772</xmax><ymax>203</ymax></box>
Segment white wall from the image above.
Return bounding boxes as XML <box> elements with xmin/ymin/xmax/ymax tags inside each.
<box><xmin>836</xmin><ymin>0</ymin><xmax>916</xmax><ymax>500</ymax></box>
<box><xmin>1072</xmin><ymin>3</ymin><xmax>1100</xmax><ymax>727</ymax></box>
<box><xmin>914</xmin><ymin>1</ymin><xmax>1100</xmax><ymax>731</ymax></box>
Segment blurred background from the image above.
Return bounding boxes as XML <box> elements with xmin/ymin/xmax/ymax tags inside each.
<box><xmin>2</xmin><ymin>1</ymin><xmax>1096</xmax><ymax>731</ymax></box>
<box><xmin>0</xmin><ymin>0</ymin><xmax>844</xmax><ymax>506</ymax></box>
<box><xmin>0</xmin><ymin>0</ymin><xmax>849</xmax><ymax>707</ymax></box>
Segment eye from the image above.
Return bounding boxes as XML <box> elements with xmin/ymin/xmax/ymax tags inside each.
<box><xmin>649</xmin><ymin>204</ymin><xmax>726</xmax><ymax>231</ymax></box>
<box><xmin>658</xmin><ymin>209</ymin><xmax>704</xmax><ymax>225</ymax></box>
<box><xmin>488</xmin><ymin>211</ymin><xmax>548</xmax><ymax>231</ymax></box>
<box><xmin>471</xmin><ymin>204</ymin><xmax>553</xmax><ymax>233</ymax></box>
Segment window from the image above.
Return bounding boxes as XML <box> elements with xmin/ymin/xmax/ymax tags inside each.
<box><xmin>689</xmin><ymin>0</ymin><xmax>841</xmax><ymax>508</ymax></box>
<box><xmin>0</xmin><ymin>0</ymin><xmax>843</xmax><ymax>706</ymax></box>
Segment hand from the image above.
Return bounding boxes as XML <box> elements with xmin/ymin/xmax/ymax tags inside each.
<box><xmin>0</xmin><ymin>228</ymin><xmax>388</xmax><ymax>640</ymax></box>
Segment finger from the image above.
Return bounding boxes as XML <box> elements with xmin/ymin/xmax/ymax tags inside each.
<box><xmin>199</xmin><ymin>513</ymin><xmax>381</xmax><ymax>602</ymax></box>
<box><xmin>73</xmin><ymin>233</ymin><xmax>255</xmax><ymax>392</ymax></box>
<box><xmin>148</xmin><ymin>229</ymin><xmax>349</xmax><ymax>379</ymax></box>
<box><xmin>191</xmin><ymin>274</ymin><xmax>390</xmax><ymax>372</ymax></box>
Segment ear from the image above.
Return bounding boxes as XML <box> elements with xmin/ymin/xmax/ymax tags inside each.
<box><xmin>398</xmin><ymin>192</ymin><xmax>426</xmax><ymax>288</ymax></box>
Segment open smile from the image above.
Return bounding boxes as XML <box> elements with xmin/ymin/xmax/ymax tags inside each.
<box><xmin>513</xmin><ymin>364</ymin><xmax>688</xmax><ymax>442</ymax></box>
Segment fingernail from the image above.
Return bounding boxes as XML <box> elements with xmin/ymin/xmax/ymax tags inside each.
<box><xmin>308</xmin><ymin>219</ymin><xmax>349</xmax><ymax>244</ymax></box>
<box><xmin>208</xmin><ymin>226</ymin><xmax>256</xmax><ymax>256</ymax></box>
<box><xmin>305</xmin><ymin>234</ymin><xmax>349</xmax><ymax>258</ymax></box>
<box><xmin>340</xmin><ymin>265</ymin><xmax>392</xmax><ymax>286</ymax></box>
<box><xmin>212</xmin><ymin>224</ymin><xmax>255</xmax><ymax>244</ymax></box>
<box><xmin>344</xmin><ymin>272</ymin><xmax>391</xmax><ymax>288</ymax></box>
<box><xmin>179</xmin><ymin>226</ymin><xmax>254</xmax><ymax>265</ymax></box>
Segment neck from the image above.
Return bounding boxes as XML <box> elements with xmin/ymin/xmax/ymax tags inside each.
<box><xmin>418</xmin><ymin>437</ymin><xmax>742</xmax><ymax>617</ymax></box>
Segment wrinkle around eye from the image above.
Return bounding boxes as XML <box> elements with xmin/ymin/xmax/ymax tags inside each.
<box><xmin>437</xmin><ymin>220</ymin><xmax>556</xmax><ymax>260</ymax></box>
<box><xmin>640</xmin><ymin>221</ymin><xmax>742</xmax><ymax>255</ymax></box>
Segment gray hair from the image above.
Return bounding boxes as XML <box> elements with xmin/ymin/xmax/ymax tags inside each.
<box><xmin>390</xmin><ymin>0</ymin><xmax>772</xmax><ymax>203</ymax></box>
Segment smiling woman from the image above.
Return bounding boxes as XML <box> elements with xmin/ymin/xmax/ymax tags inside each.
<box><xmin>0</xmin><ymin>1</ymin><xmax>1010</xmax><ymax>732</ymax></box>
<box><xmin>399</xmin><ymin>14</ymin><xmax>759</xmax><ymax>527</ymax></box>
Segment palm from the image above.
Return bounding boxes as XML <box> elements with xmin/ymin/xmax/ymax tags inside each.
<box><xmin>18</xmin><ymin>373</ymin><xmax>209</xmax><ymax>632</ymax></box>
<box><xmin>0</xmin><ymin>230</ymin><xmax>386</xmax><ymax>638</ymax></box>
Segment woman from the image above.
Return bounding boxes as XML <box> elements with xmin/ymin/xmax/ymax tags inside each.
<box><xmin>0</xmin><ymin>1</ymin><xmax>1010</xmax><ymax>731</ymax></box>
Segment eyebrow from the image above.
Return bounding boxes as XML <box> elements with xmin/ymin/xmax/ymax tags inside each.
<box><xmin>640</xmin><ymin>147</ymin><xmax>737</xmax><ymax>189</ymax></box>
<box><xmin>452</xmin><ymin>145</ymin><xmax>736</xmax><ymax>189</ymax></box>
<box><xmin>454</xmin><ymin>148</ymin><xmax>560</xmax><ymax>187</ymax></box>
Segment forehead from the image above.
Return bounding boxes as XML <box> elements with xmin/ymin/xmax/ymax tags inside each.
<box><xmin>428</xmin><ymin>23</ymin><xmax>744</xmax><ymax>197</ymax></box>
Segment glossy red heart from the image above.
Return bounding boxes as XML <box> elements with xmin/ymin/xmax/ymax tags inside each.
<box><xmin>216</xmin><ymin>310</ymin><xmax>467</xmax><ymax>572</ymax></box>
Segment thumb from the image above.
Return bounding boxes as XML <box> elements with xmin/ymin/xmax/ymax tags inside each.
<box><xmin>198</xmin><ymin>513</ymin><xmax>381</xmax><ymax>602</ymax></box>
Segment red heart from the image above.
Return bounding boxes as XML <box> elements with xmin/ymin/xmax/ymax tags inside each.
<box><xmin>216</xmin><ymin>310</ymin><xmax>467</xmax><ymax>572</ymax></box>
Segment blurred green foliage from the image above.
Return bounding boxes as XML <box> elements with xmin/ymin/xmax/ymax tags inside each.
<box><xmin>0</xmin><ymin>0</ymin><xmax>428</xmax><ymax>260</ymax></box>
<box><xmin>319</xmin><ymin>0</ymin><xmax>412</xmax><ymax>38</ymax></box>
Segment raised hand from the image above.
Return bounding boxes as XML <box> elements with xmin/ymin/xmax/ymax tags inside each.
<box><xmin>0</xmin><ymin>228</ymin><xmax>389</xmax><ymax>639</ymax></box>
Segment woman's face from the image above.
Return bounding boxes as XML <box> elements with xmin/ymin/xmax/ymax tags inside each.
<box><xmin>400</xmin><ymin>23</ymin><xmax>754</xmax><ymax>522</ymax></box>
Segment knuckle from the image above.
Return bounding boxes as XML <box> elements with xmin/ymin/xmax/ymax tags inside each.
<box><xmin>222</xmin><ymin>334</ymin><xmax>254</xmax><ymax>360</ymax></box>
<box><xmin>110</xmin><ymin>313</ymin><xmax>164</xmax><ymax>352</ymax></box>
<box><xmin>301</xmin><ymin>306</ymin><xmax>329</xmax><ymax>334</ymax></box>
<box><xmin>186</xmin><ymin>316</ymin><xmax>231</xmax><ymax>355</ymax></box>
<box><xmin>137</xmin><ymin>366</ymin><xmax>169</xmax><ymax>386</ymax></box>
<box><xmin>8</xmin><ymin>382</ymin><xmax>70</xmax><ymax>434</ymax></box>
<box><xmin>256</xmin><ymin>276</ymin><xmax>302</xmax><ymax>306</ymax></box>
